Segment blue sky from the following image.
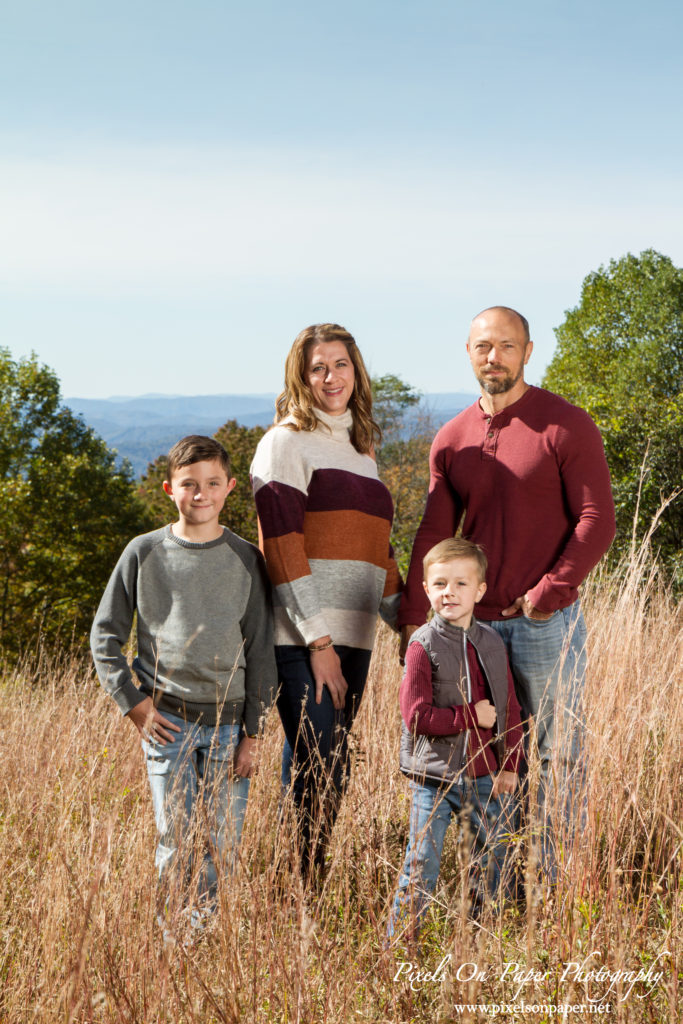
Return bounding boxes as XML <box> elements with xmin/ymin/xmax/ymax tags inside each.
<box><xmin>2</xmin><ymin>0</ymin><xmax>682</xmax><ymax>398</ymax></box>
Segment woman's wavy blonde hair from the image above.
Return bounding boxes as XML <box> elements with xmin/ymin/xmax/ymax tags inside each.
<box><xmin>274</xmin><ymin>323</ymin><xmax>381</xmax><ymax>454</ymax></box>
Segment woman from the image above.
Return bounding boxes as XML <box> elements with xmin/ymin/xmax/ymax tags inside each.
<box><xmin>251</xmin><ymin>323</ymin><xmax>401</xmax><ymax>882</ymax></box>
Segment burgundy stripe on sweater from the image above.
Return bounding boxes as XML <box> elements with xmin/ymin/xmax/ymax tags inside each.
<box><xmin>256</xmin><ymin>469</ymin><xmax>394</xmax><ymax>540</ymax></box>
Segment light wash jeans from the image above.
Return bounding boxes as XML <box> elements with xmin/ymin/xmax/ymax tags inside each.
<box><xmin>488</xmin><ymin>601</ymin><xmax>588</xmax><ymax>873</ymax></box>
<box><xmin>388</xmin><ymin>774</ymin><xmax>515</xmax><ymax>938</ymax></box>
<box><xmin>143</xmin><ymin>712</ymin><xmax>250</xmax><ymax>905</ymax></box>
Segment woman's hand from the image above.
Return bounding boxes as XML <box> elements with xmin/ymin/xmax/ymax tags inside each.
<box><xmin>309</xmin><ymin>641</ymin><xmax>348</xmax><ymax>709</ymax></box>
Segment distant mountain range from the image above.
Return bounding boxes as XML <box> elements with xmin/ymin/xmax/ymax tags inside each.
<box><xmin>65</xmin><ymin>391</ymin><xmax>477</xmax><ymax>477</ymax></box>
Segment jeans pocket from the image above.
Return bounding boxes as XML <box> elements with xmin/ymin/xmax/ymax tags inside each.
<box><xmin>523</xmin><ymin>611</ymin><xmax>559</xmax><ymax>628</ymax></box>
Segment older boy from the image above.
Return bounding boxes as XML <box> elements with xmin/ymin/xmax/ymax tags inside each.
<box><xmin>388</xmin><ymin>538</ymin><xmax>522</xmax><ymax>938</ymax></box>
<box><xmin>91</xmin><ymin>435</ymin><xmax>276</xmax><ymax>933</ymax></box>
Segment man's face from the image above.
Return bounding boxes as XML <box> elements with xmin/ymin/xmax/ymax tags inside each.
<box><xmin>467</xmin><ymin>310</ymin><xmax>532</xmax><ymax>396</ymax></box>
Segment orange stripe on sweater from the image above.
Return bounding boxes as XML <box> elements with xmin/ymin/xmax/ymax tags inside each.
<box><xmin>302</xmin><ymin>509</ymin><xmax>392</xmax><ymax>568</ymax></box>
<box><xmin>263</xmin><ymin>533</ymin><xmax>311</xmax><ymax>587</ymax></box>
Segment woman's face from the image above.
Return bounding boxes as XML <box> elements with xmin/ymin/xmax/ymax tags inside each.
<box><xmin>305</xmin><ymin>340</ymin><xmax>355</xmax><ymax>416</ymax></box>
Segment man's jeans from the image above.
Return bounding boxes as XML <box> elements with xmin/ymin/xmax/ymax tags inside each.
<box><xmin>143</xmin><ymin>713</ymin><xmax>249</xmax><ymax>904</ymax></box>
<box><xmin>388</xmin><ymin>774</ymin><xmax>515</xmax><ymax>937</ymax></box>
<box><xmin>488</xmin><ymin>601</ymin><xmax>588</xmax><ymax>871</ymax></box>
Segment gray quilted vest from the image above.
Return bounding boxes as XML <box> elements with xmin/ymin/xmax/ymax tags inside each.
<box><xmin>399</xmin><ymin>614</ymin><xmax>510</xmax><ymax>785</ymax></box>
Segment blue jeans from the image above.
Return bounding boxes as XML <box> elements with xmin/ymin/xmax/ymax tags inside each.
<box><xmin>388</xmin><ymin>774</ymin><xmax>514</xmax><ymax>937</ymax></box>
<box><xmin>143</xmin><ymin>713</ymin><xmax>250</xmax><ymax>905</ymax></box>
<box><xmin>276</xmin><ymin>644</ymin><xmax>372</xmax><ymax>878</ymax></box>
<box><xmin>488</xmin><ymin>602</ymin><xmax>587</xmax><ymax>872</ymax></box>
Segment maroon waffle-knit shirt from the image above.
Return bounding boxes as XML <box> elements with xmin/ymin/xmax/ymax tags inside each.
<box><xmin>400</xmin><ymin>640</ymin><xmax>523</xmax><ymax>777</ymax></box>
<box><xmin>399</xmin><ymin>386</ymin><xmax>615</xmax><ymax>625</ymax></box>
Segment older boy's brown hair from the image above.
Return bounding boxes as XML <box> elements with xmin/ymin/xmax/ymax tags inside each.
<box><xmin>166</xmin><ymin>435</ymin><xmax>231</xmax><ymax>479</ymax></box>
<box><xmin>423</xmin><ymin>537</ymin><xmax>488</xmax><ymax>583</ymax></box>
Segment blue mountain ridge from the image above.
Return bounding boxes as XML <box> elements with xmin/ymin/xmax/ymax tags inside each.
<box><xmin>65</xmin><ymin>392</ymin><xmax>477</xmax><ymax>477</ymax></box>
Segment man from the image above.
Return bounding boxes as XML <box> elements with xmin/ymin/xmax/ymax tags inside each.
<box><xmin>398</xmin><ymin>306</ymin><xmax>615</xmax><ymax>875</ymax></box>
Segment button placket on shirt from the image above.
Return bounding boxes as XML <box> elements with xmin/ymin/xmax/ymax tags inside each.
<box><xmin>482</xmin><ymin>414</ymin><xmax>498</xmax><ymax>459</ymax></box>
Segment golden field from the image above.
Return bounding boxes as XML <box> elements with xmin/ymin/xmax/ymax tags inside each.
<box><xmin>1</xmin><ymin>554</ymin><xmax>681</xmax><ymax>1024</ymax></box>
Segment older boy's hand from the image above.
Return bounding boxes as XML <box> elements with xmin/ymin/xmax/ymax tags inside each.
<box><xmin>234</xmin><ymin>736</ymin><xmax>259</xmax><ymax>779</ymax></box>
<box><xmin>309</xmin><ymin>643</ymin><xmax>347</xmax><ymax>709</ymax></box>
<box><xmin>126</xmin><ymin>696</ymin><xmax>182</xmax><ymax>745</ymax></box>
<box><xmin>492</xmin><ymin>770</ymin><xmax>518</xmax><ymax>798</ymax></box>
<box><xmin>474</xmin><ymin>699</ymin><xmax>496</xmax><ymax>730</ymax></box>
<box><xmin>399</xmin><ymin>624</ymin><xmax>419</xmax><ymax>664</ymax></box>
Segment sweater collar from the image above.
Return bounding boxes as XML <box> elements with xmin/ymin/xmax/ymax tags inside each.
<box><xmin>313</xmin><ymin>406</ymin><xmax>353</xmax><ymax>437</ymax></box>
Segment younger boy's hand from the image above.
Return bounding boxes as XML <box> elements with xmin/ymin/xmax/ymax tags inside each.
<box><xmin>234</xmin><ymin>736</ymin><xmax>259</xmax><ymax>779</ymax></box>
<box><xmin>492</xmin><ymin>770</ymin><xmax>518</xmax><ymax>798</ymax></box>
<box><xmin>474</xmin><ymin>699</ymin><xmax>496</xmax><ymax>730</ymax></box>
<box><xmin>126</xmin><ymin>696</ymin><xmax>182</xmax><ymax>745</ymax></box>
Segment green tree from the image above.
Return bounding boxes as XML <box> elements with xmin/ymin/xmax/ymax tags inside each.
<box><xmin>372</xmin><ymin>373</ymin><xmax>421</xmax><ymax>444</ymax></box>
<box><xmin>372</xmin><ymin>375</ymin><xmax>432</xmax><ymax>575</ymax></box>
<box><xmin>138</xmin><ymin>420</ymin><xmax>266</xmax><ymax>545</ymax></box>
<box><xmin>0</xmin><ymin>349</ymin><xmax>153</xmax><ymax>652</ymax></box>
<box><xmin>543</xmin><ymin>249</ymin><xmax>683</xmax><ymax>579</ymax></box>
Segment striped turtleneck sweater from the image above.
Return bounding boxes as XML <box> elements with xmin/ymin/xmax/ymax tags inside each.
<box><xmin>250</xmin><ymin>407</ymin><xmax>402</xmax><ymax>650</ymax></box>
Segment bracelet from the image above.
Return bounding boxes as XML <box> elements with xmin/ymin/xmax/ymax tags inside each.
<box><xmin>308</xmin><ymin>639</ymin><xmax>334</xmax><ymax>652</ymax></box>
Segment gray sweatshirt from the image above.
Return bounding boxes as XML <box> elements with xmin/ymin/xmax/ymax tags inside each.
<box><xmin>91</xmin><ymin>525</ymin><xmax>277</xmax><ymax>732</ymax></box>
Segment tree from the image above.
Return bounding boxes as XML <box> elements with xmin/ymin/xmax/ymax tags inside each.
<box><xmin>372</xmin><ymin>374</ymin><xmax>421</xmax><ymax>444</ymax></box>
<box><xmin>138</xmin><ymin>420</ymin><xmax>266</xmax><ymax>545</ymax></box>
<box><xmin>542</xmin><ymin>250</ymin><xmax>683</xmax><ymax>580</ymax></box>
<box><xmin>372</xmin><ymin>375</ymin><xmax>432</xmax><ymax>575</ymax></box>
<box><xmin>0</xmin><ymin>349</ymin><xmax>153</xmax><ymax>652</ymax></box>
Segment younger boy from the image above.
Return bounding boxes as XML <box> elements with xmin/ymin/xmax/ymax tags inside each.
<box><xmin>91</xmin><ymin>435</ymin><xmax>276</xmax><ymax>931</ymax></box>
<box><xmin>388</xmin><ymin>537</ymin><xmax>522</xmax><ymax>937</ymax></box>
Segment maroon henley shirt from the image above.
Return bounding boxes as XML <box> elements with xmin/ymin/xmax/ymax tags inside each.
<box><xmin>399</xmin><ymin>386</ymin><xmax>615</xmax><ymax>624</ymax></box>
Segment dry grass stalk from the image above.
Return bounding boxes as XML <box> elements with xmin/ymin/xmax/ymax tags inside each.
<box><xmin>0</xmin><ymin>550</ymin><xmax>680</xmax><ymax>1023</ymax></box>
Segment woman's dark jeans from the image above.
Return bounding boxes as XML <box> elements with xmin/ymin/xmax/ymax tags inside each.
<box><xmin>275</xmin><ymin>644</ymin><xmax>372</xmax><ymax>881</ymax></box>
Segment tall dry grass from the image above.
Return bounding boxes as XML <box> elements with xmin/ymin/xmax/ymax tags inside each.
<box><xmin>1</xmin><ymin>553</ymin><xmax>681</xmax><ymax>1024</ymax></box>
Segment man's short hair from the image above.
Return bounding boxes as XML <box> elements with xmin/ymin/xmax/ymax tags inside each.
<box><xmin>167</xmin><ymin>435</ymin><xmax>231</xmax><ymax>479</ymax></box>
<box><xmin>423</xmin><ymin>537</ymin><xmax>488</xmax><ymax>583</ymax></box>
<box><xmin>471</xmin><ymin>306</ymin><xmax>530</xmax><ymax>343</ymax></box>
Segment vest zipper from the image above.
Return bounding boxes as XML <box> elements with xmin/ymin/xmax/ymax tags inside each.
<box><xmin>462</xmin><ymin>632</ymin><xmax>471</xmax><ymax>770</ymax></box>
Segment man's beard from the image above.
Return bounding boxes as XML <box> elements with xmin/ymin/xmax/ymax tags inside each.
<box><xmin>477</xmin><ymin>365</ymin><xmax>523</xmax><ymax>395</ymax></box>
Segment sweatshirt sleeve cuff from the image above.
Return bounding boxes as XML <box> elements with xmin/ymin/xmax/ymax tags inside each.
<box><xmin>109</xmin><ymin>682</ymin><xmax>147</xmax><ymax>717</ymax></box>
<box><xmin>297</xmin><ymin>612</ymin><xmax>333</xmax><ymax>646</ymax></box>
<box><xmin>526</xmin><ymin>579</ymin><xmax>563</xmax><ymax>614</ymax></box>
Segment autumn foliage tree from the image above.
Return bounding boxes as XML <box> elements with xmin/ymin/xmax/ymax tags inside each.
<box><xmin>543</xmin><ymin>250</ymin><xmax>683</xmax><ymax>582</ymax></box>
<box><xmin>0</xmin><ymin>349</ymin><xmax>153</xmax><ymax>653</ymax></box>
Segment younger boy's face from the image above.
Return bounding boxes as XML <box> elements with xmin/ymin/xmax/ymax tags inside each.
<box><xmin>423</xmin><ymin>557</ymin><xmax>487</xmax><ymax>629</ymax></box>
<box><xmin>163</xmin><ymin>458</ymin><xmax>236</xmax><ymax>528</ymax></box>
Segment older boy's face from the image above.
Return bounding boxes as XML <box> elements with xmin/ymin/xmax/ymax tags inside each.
<box><xmin>163</xmin><ymin>458</ymin><xmax>236</xmax><ymax>527</ymax></box>
<box><xmin>423</xmin><ymin>557</ymin><xmax>487</xmax><ymax>629</ymax></box>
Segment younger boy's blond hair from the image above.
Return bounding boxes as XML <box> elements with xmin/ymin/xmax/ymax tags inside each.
<box><xmin>422</xmin><ymin>537</ymin><xmax>488</xmax><ymax>583</ymax></box>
